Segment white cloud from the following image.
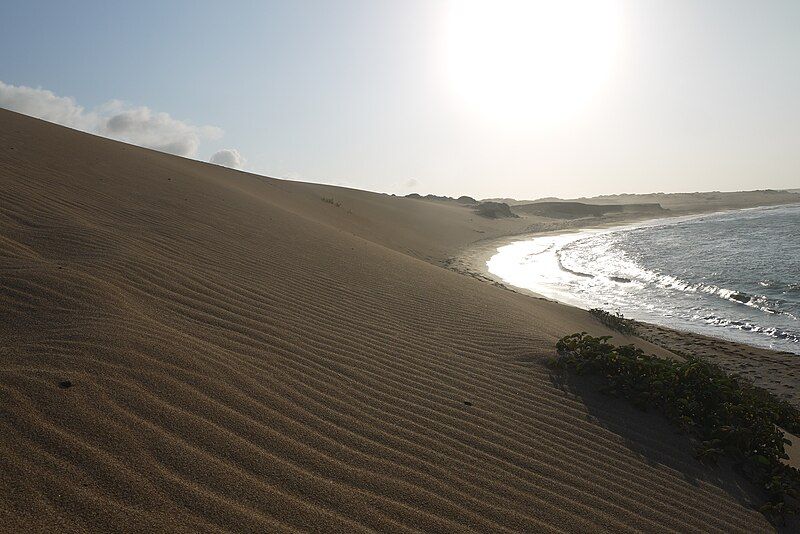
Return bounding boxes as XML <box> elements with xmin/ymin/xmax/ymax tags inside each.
<box><xmin>405</xmin><ymin>178</ymin><xmax>419</xmax><ymax>188</ymax></box>
<box><xmin>0</xmin><ymin>80</ymin><xmax>221</xmax><ymax>157</ymax></box>
<box><xmin>98</xmin><ymin>100</ymin><xmax>222</xmax><ymax>157</ymax></box>
<box><xmin>0</xmin><ymin>81</ymin><xmax>93</xmax><ymax>130</ymax></box>
<box><xmin>209</xmin><ymin>148</ymin><xmax>245</xmax><ymax>169</ymax></box>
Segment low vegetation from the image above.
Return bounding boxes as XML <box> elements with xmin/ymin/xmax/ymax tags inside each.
<box><xmin>589</xmin><ymin>308</ymin><xmax>637</xmax><ymax>336</ymax></box>
<box><xmin>321</xmin><ymin>196</ymin><xmax>341</xmax><ymax>207</ymax></box>
<box><xmin>474</xmin><ymin>201</ymin><xmax>518</xmax><ymax>219</ymax></box>
<box><xmin>554</xmin><ymin>332</ymin><xmax>800</xmax><ymax>522</ymax></box>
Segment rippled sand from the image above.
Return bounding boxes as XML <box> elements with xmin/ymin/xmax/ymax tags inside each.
<box><xmin>0</xmin><ymin>109</ymin><xmax>782</xmax><ymax>532</ymax></box>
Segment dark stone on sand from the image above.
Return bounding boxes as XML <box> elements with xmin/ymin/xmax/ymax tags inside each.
<box><xmin>59</xmin><ymin>380</ymin><xmax>72</xmax><ymax>389</ymax></box>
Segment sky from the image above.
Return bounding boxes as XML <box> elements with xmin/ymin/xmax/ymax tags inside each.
<box><xmin>1</xmin><ymin>0</ymin><xmax>798</xmax><ymax>199</ymax></box>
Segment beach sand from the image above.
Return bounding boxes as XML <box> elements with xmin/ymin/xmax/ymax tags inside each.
<box><xmin>0</xmin><ymin>108</ymin><xmax>795</xmax><ymax>532</ymax></box>
<box><xmin>636</xmin><ymin>322</ymin><xmax>800</xmax><ymax>407</ymax></box>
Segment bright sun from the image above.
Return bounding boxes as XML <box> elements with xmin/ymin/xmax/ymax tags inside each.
<box><xmin>444</xmin><ymin>0</ymin><xmax>624</xmax><ymax>127</ymax></box>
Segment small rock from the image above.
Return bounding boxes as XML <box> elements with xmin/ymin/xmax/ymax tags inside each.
<box><xmin>58</xmin><ymin>380</ymin><xmax>72</xmax><ymax>389</ymax></box>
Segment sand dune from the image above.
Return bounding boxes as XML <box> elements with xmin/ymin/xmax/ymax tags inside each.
<box><xmin>0</xmin><ymin>109</ymin><xmax>778</xmax><ymax>531</ymax></box>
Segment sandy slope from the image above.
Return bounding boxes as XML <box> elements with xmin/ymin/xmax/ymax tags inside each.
<box><xmin>0</xmin><ymin>109</ymin><xmax>777</xmax><ymax>532</ymax></box>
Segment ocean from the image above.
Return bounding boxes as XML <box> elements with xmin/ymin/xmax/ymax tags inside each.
<box><xmin>487</xmin><ymin>203</ymin><xmax>800</xmax><ymax>354</ymax></box>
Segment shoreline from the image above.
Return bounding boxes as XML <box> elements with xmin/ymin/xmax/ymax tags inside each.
<box><xmin>446</xmin><ymin>207</ymin><xmax>743</xmax><ymax>298</ymax></box>
<box><xmin>453</xmin><ymin>203</ymin><xmax>800</xmax><ymax>407</ymax></box>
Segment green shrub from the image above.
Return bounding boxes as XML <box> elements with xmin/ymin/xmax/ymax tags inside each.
<box><xmin>555</xmin><ymin>332</ymin><xmax>800</xmax><ymax>521</ymax></box>
<box><xmin>321</xmin><ymin>197</ymin><xmax>341</xmax><ymax>207</ymax></box>
<box><xmin>589</xmin><ymin>308</ymin><xmax>637</xmax><ymax>336</ymax></box>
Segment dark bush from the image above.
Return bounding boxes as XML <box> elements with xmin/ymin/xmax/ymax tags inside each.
<box><xmin>474</xmin><ymin>201</ymin><xmax>518</xmax><ymax>219</ymax></box>
<box><xmin>555</xmin><ymin>332</ymin><xmax>800</xmax><ymax>521</ymax></box>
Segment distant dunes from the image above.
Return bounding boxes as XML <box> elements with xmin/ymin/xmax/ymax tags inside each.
<box><xmin>0</xmin><ymin>109</ymin><xmax>779</xmax><ymax>532</ymax></box>
<box><xmin>402</xmin><ymin>195</ymin><xmax>667</xmax><ymax>221</ymax></box>
<box><xmin>488</xmin><ymin>189</ymin><xmax>800</xmax><ymax>214</ymax></box>
<box><xmin>511</xmin><ymin>201</ymin><xmax>668</xmax><ymax>220</ymax></box>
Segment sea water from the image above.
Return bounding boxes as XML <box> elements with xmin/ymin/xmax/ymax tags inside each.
<box><xmin>487</xmin><ymin>204</ymin><xmax>800</xmax><ymax>354</ymax></box>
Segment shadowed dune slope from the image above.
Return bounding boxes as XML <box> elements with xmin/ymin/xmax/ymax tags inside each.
<box><xmin>0</xmin><ymin>110</ymin><xmax>774</xmax><ymax>532</ymax></box>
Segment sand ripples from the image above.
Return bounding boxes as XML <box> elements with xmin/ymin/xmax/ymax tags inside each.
<box><xmin>0</xmin><ymin>111</ymin><xmax>774</xmax><ymax>532</ymax></box>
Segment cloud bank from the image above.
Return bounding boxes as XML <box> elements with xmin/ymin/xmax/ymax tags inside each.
<box><xmin>0</xmin><ymin>80</ymin><xmax>225</xmax><ymax>158</ymax></box>
<box><xmin>209</xmin><ymin>148</ymin><xmax>245</xmax><ymax>169</ymax></box>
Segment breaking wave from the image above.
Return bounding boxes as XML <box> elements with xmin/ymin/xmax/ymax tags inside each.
<box><xmin>488</xmin><ymin>204</ymin><xmax>800</xmax><ymax>354</ymax></box>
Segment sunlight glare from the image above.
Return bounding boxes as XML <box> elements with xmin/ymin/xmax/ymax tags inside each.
<box><xmin>444</xmin><ymin>0</ymin><xmax>624</xmax><ymax>128</ymax></box>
